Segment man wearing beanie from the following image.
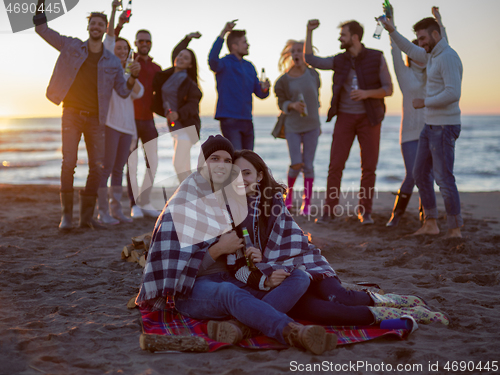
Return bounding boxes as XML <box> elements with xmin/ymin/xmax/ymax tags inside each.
<box><xmin>136</xmin><ymin>135</ymin><xmax>336</xmax><ymax>354</ymax></box>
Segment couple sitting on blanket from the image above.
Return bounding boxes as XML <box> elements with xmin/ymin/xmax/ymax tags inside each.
<box><xmin>136</xmin><ymin>135</ymin><xmax>448</xmax><ymax>355</ymax></box>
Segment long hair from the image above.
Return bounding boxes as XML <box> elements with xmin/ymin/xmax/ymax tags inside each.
<box><xmin>278</xmin><ymin>40</ymin><xmax>304</xmax><ymax>73</ymax></box>
<box><xmin>184</xmin><ymin>49</ymin><xmax>199</xmax><ymax>86</ymax></box>
<box><xmin>406</xmin><ymin>39</ymin><xmax>420</xmax><ymax>67</ymax></box>
<box><xmin>233</xmin><ymin>150</ymin><xmax>286</xmax><ymax>228</ymax></box>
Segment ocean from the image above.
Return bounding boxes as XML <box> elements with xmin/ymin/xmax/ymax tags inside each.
<box><xmin>1</xmin><ymin>115</ymin><xmax>499</xmax><ymax>192</ymax></box>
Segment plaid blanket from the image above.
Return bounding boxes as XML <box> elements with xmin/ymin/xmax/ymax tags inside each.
<box><xmin>254</xmin><ymin>193</ymin><xmax>336</xmax><ymax>280</ymax></box>
<box><xmin>137</xmin><ymin>171</ymin><xmax>247</xmax><ymax>303</ymax></box>
<box><xmin>140</xmin><ymin>306</ymin><xmax>412</xmax><ymax>352</ymax></box>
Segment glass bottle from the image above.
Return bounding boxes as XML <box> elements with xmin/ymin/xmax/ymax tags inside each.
<box><xmin>242</xmin><ymin>227</ymin><xmax>258</xmax><ymax>271</ymax></box>
<box><xmin>297</xmin><ymin>93</ymin><xmax>308</xmax><ymax>117</ymax></box>
<box><xmin>352</xmin><ymin>75</ymin><xmax>359</xmax><ymax>90</ymax></box>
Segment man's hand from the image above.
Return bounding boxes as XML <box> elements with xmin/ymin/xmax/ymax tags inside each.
<box><xmin>166</xmin><ymin>111</ymin><xmax>179</xmax><ymax>124</ymax></box>
<box><xmin>209</xmin><ymin>231</ymin><xmax>244</xmax><ymax>260</ymax></box>
<box><xmin>432</xmin><ymin>6</ymin><xmax>442</xmax><ymax>26</ymax></box>
<box><xmin>188</xmin><ymin>32</ymin><xmax>202</xmax><ymax>40</ymax></box>
<box><xmin>112</xmin><ymin>0</ymin><xmax>121</xmax><ymax>9</ymax></box>
<box><xmin>220</xmin><ymin>21</ymin><xmax>237</xmax><ymax>37</ymax></box>
<box><xmin>245</xmin><ymin>246</ymin><xmax>262</xmax><ymax>263</ymax></box>
<box><xmin>307</xmin><ymin>19</ymin><xmax>320</xmax><ymax>32</ymax></box>
<box><xmin>413</xmin><ymin>98</ymin><xmax>425</xmax><ymax>109</ymax></box>
<box><xmin>289</xmin><ymin>101</ymin><xmax>306</xmax><ymax>114</ymax></box>
<box><xmin>260</xmin><ymin>78</ymin><xmax>270</xmax><ymax>92</ymax></box>
<box><xmin>350</xmin><ymin>89</ymin><xmax>369</xmax><ymax>101</ymax></box>
<box><xmin>379</xmin><ymin>16</ymin><xmax>395</xmax><ymax>33</ymax></box>
<box><xmin>264</xmin><ymin>269</ymin><xmax>290</xmax><ymax>288</ymax></box>
<box><xmin>118</xmin><ymin>10</ymin><xmax>130</xmax><ymax>26</ymax></box>
<box><xmin>129</xmin><ymin>56</ymin><xmax>141</xmax><ymax>78</ymax></box>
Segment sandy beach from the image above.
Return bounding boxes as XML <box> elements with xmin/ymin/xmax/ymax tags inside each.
<box><xmin>1</xmin><ymin>184</ymin><xmax>499</xmax><ymax>375</ymax></box>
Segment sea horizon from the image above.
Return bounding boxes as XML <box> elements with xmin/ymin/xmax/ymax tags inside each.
<box><xmin>1</xmin><ymin>114</ymin><xmax>499</xmax><ymax>193</ymax></box>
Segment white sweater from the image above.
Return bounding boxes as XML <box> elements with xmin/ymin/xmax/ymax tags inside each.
<box><xmin>390</xmin><ymin>31</ymin><xmax>462</xmax><ymax>126</ymax></box>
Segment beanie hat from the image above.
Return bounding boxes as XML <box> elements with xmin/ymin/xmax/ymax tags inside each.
<box><xmin>199</xmin><ymin>135</ymin><xmax>234</xmax><ymax>165</ymax></box>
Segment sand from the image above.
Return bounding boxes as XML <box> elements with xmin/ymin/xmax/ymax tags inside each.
<box><xmin>1</xmin><ymin>184</ymin><xmax>499</xmax><ymax>375</ymax></box>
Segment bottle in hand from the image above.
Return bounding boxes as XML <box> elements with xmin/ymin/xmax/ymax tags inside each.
<box><xmin>297</xmin><ymin>93</ymin><xmax>308</xmax><ymax>117</ymax></box>
<box><xmin>242</xmin><ymin>227</ymin><xmax>258</xmax><ymax>271</ymax></box>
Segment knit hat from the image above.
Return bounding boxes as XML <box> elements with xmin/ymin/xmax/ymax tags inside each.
<box><xmin>199</xmin><ymin>135</ymin><xmax>234</xmax><ymax>166</ymax></box>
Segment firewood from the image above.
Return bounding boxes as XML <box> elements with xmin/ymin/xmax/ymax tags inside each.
<box><xmin>143</xmin><ymin>234</ymin><xmax>152</xmax><ymax>252</ymax></box>
<box><xmin>127</xmin><ymin>296</ymin><xmax>137</xmax><ymax>309</ymax></box>
<box><xmin>132</xmin><ymin>232</ymin><xmax>153</xmax><ymax>248</ymax></box>
<box><xmin>139</xmin><ymin>254</ymin><xmax>146</xmax><ymax>268</ymax></box>
<box><xmin>122</xmin><ymin>244</ymin><xmax>134</xmax><ymax>259</ymax></box>
<box><xmin>139</xmin><ymin>334</ymin><xmax>209</xmax><ymax>352</ymax></box>
<box><xmin>126</xmin><ymin>249</ymin><xmax>142</xmax><ymax>263</ymax></box>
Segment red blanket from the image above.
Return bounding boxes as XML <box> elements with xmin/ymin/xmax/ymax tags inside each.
<box><xmin>140</xmin><ymin>307</ymin><xmax>412</xmax><ymax>352</ymax></box>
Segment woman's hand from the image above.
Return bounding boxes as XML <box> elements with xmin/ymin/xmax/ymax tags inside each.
<box><xmin>264</xmin><ymin>269</ymin><xmax>290</xmax><ymax>288</ymax></box>
<box><xmin>288</xmin><ymin>101</ymin><xmax>306</xmax><ymax>114</ymax></box>
<box><xmin>245</xmin><ymin>246</ymin><xmax>262</xmax><ymax>263</ymax></box>
<box><xmin>166</xmin><ymin>111</ymin><xmax>179</xmax><ymax>124</ymax></box>
<box><xmin>307</xmin><ymin>19</ymin><xmax>320</xmax><ymax>31</ymax></box>
<box><xmin>129</xmin><ymin>56</ymin><xmax>141</xmax><ymax>78</ymax></box>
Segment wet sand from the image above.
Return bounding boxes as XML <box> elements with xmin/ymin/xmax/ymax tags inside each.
<box><xmin>1</xmin><ymin>184</ymin><xmax>499</xmax><ymax>375</ymax></box>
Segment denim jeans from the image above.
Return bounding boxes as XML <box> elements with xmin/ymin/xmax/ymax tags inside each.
<box><xmin>126</xmin><ymin>119</ymin><xmax>159</xmax><ymax>206</ymax></box>
<box><xmin>399</xmin><ymin>140</ymin><xmax>419</xmax><ymax>194</ymax></box>
<box><xmin>100</xmin><ymin>126</ymin><xmax>133</xmax><ymax>188</ymax></box>
<box><xmin>174</xmin><ymin>272</ymin><xmax>299</xmax><ymax>344</ymax></box>
<box><xmin>413</xmin><ymin>125</ymin><xmax>463</xmax><ymax>229</ymax></box>
<box><xmin>288</xmin><ymin>276</ymin><xmax>374</xmax><ymax>326</ymax></box>
<box><xmin>324</xmin><ymin>112</ymin><xmax>381</xmax><ymax>215</ymax></box>
<box><xmin>61</xmin><ymin>107</ymin><xmax>105</xmax><ymax>195</ymax></box>
<box><xmin>285</xmin><ymin>128</ymin><xmax>321</xmax><ymax>179</ymax></box>
<box><xmin>219</xmin><ymin>118</ymin><xmax>254</xmax><ymax>151</ymax></box>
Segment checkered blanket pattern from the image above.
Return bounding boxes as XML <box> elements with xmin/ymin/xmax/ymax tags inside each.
<box><xmin>139</xmin><ymin>306</ymin><xmax>411</xmax><ymax>352</ymax></box>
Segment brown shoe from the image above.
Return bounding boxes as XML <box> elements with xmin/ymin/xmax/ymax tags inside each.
<box><xmin>207</xmin><ymin>320</ymin><xmax>252</xmax><ymax>344</ymax></box>
<box><xmin>283</xmin><ymin>322</ymin><xmax>337</xmax><ymax>355</ymax></box>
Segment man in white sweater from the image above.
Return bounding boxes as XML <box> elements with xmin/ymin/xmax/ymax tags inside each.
<box><xmin>381</xmin><ymin>16</ymin><xmax>463</xmax><ymax>238</ymax></box>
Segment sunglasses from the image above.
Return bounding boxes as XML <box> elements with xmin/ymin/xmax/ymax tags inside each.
<box><xmin>137</xmin><ymin>39</ymin><xmax>152</xmax><ymax>45</ymax></box>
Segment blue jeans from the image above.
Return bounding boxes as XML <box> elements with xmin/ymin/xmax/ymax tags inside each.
<box><xmin>285</xmin><ymin>128</ymin><xmax>321</xmax><ymax>179</ymax></box>
<box><xmin>399</xmin><ymin>140</ymin><xmax>419</xmax><ymax>194</ymax></box>
<box><xmin>288</xmin><ymin>277</ymin><xmax>374</xmax><ymax>326</ymax></box>
<box><xmin>61</xmin><ymin>107</ymin><xmax>105</xmax><ymax>195</ymax></box>
<box><xmin>219</xmin><ymin>118</ymin><xmax>254</xmax><ymax>151</ymax></box>
<box><xmin>126</xmin><ymin>119</ymin><xmax>159</xmax><ymax>206</ymax></box>
<box><xmin>100</xmin><ymin>126</ymin><xmax>133</xmax><ymax>187</ymax></box>
<box><xmin>175</xmin><ymin>272</ymin><xmax>300</xmax><ymax>344</ymax></box>
<box><xmin>413</xmin><ymin>125</ymin><xmax>462</xmax><ymax>229</ymax></box>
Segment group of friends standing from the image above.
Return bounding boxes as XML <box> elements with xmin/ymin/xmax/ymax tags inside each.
<box><xmin>34</xmin><ymin>0</ymin><xmax>462</xmax><ymax>354</ymax></box>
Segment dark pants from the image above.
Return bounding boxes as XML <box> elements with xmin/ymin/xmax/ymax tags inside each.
<box><xmin>126</xmin><ymin>119</ymin><xmax>158</xmax><ymax>206</ymax></box>
<box><xmin>219</xmin><ymin>118</ymin><xmax>254</xmax><ymax>151</ymax></box>
<box><xmin>288</xmin><ymin>276</ymin><xmax>374</xmax><ymax>326</ymax></box>
<box><xmin>60</xmin><ymin>107</ymin><xmax>105</xmax><ymax>195</ymax></box>
<box><xmin>100</xmin><ymin>126</ymin><xmax>133</xmax><ymax>188</ymax></box>
<box><xmin>324</xmin><ymin>112</ymin><xmax>381</xmax><ymax>215</ymax></box>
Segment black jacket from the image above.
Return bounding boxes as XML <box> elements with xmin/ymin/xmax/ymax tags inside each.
<box><xmin>151</xmin><ymin>37</ymin><xmax>202</xmax><ymax>137</ymax></box>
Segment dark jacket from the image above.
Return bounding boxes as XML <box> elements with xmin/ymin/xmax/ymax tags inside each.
<box><xmin>151</xmin><ymin>37</ymin><xmax>202</xmax><ymax>137</ymax></box>
<box><xmin>327</xmin><ymin>46</ymin><xmax>386</xmax><ymax>125</ymax></box>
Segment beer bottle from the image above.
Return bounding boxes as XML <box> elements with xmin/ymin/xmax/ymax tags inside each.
<box><xmin>242</xmin><ymin>227</ymin><xmax>258</xmax><ymax>271</ymax></box>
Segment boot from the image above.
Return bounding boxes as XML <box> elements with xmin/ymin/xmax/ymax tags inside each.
<box><xmin>59</xmin><ymin>191</ymin><xmax>74</xmax><ymax>230</ymax></box>
<box><xmin>79</xmin><ymin>193</ymin><xmax>106</xmax><ymax>229</ymax></box>
<box><xmin>206</xmin><ymin>320</ymin><xmax>252</xmax><ymax>344</ymax></box>
<box><xmin>299</xmin><ymin>177</ymin><xmax>314</xmax><ymax>216</ymax></box>
<box><xmin>283</xmin><ymin>322</ymin><xmax>337</xmax><ymax>355</ymax></box>
<box><xmin>368</xmin><ymin>292</ymin><xmax>427</xmax><ymax>308</ymax></box>
<box><xmin>285</xmin><ymin>175</ymin><xmax>297</xmax><ymax>210</ymax></box>
<box><xmin>386</xmin><ymin>190</ymin><xmax>412</xmax><ymax>227</ymax></box>
<box><xmin>109</xmin><ymin>186</ymin><xmax>133</xmax><ymax>223</ymax></box>
<box><xmin>97</xmin><ymin>188</ymin><xmax>119</xmax><ymax>225</ymax></box>
<box><xmin>368</xmin><ymin>306</ymin><xmax>449</xmax><ymax>325</ymax></box>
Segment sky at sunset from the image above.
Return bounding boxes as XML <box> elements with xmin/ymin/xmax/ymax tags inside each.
<box><xmin>0</xmin><ymin>0</ymin><xmax>499</xmax><ymax>119</ymax></box>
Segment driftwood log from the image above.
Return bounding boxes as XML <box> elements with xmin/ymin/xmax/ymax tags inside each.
<box><xmin>139</xmin><ymin>334</ymin><xmax>209</xmax><ymax>352</ymax></box>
